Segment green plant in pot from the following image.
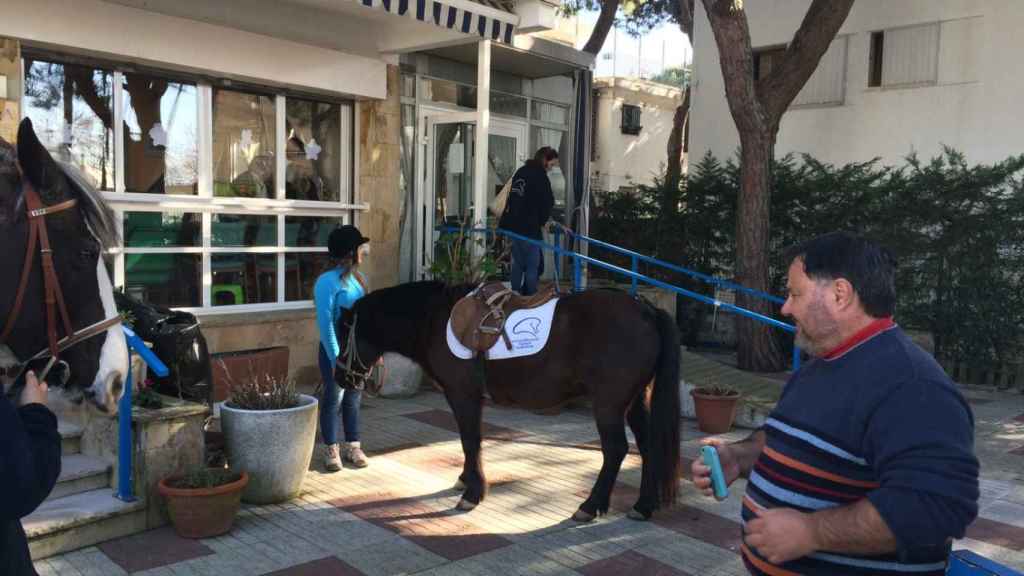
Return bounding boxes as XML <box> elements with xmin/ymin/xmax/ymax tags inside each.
<box><xmin>691</xmin><ymin>382</ymin><xmax>741</xmax><ymax>434</ymax></box>
<box><xmin>429</xmin><ymin>218</ymin><xmax>505</xmax><ymax>285</ymax></box>
<box><xmin>158</xmin><ymin>465</ymin><xmax>248</xmax><ymax>539</ymax></box>
<box><xmin>219</xmin><ymin>368</ymin><xmax>318</xmax><ymax>504</ymax></box>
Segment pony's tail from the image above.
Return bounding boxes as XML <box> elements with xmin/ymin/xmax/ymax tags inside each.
<box><xmin>647</xmin><ymin>307</ymin><xmax>681</xmax><ymax>508</ymax></box>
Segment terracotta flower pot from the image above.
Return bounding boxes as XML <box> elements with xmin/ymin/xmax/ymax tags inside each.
<box><xmin>691</xmin><ymin>388</ymin><xmax>741</xmax><ymax>434</ymax></box>
<box><xmin>158</xmin><ymin>471</ymin><xmax>249</xmax><ymax>539</ymax></box>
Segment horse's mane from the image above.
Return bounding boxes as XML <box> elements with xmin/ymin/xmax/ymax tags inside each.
<box><xmin>355</xmin><ymin>281</ymin><xmax>472</xmax><ymax>318</ymax></box>
<box><xmin>57</xmin><ymin>162</ymin><xmax>120</xmax><ymax>249</ymax></box>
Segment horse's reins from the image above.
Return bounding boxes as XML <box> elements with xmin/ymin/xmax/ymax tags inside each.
<box><xmin>1</xmin><ymin>177</ymin><xmax>121</xmax><ymax>386</ymax></box>
<box><xmin>337</xmin><ymin>313</ymin><xmax>377</xmax><ymax>391</ymax></box>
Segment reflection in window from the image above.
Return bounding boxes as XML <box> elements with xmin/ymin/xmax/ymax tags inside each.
<box><xmin>285</xmin><ymin>99</ymin><xmax>341</xmax><ymax>202</ymax></box>
<box><xmin>285</xmin><ymin>217</ymin><xmax>343</xmax><ymax>248</ymax></box>
<box><xmin>285</xmin><ymin>253</ymin><xmax>333</xmax><ymax>301</ymax></box>
<box><xmin>124</xmin><ymin>254</ymin><xmax>201</xmax><ymax>308</ymax></box>
<box><xmin>532</xmin><ymin>127</ymin><xmax>568</xmax><ymax>215</ymax></box>
<box><xmin>213</xmin><ymin>89</ymin><xmax>276</xmax><ymax>199</ymax></box>
<box><xmin>123</xmin><ymin>211</ymin><xmax>200</xmax><ymax>248</ymax></box>
<box><xmin>211</xmin><ymin>254</ymin><xmax>278</xmax><ymax>306</ymax></box>
<box><xmin>532</xmin><ymin>101</ymin><xmax>569</xmax><ymax>126</ymax></box>
<box><xmin>123</xmin><ymin>74</ymin><xmax>198</xmax><ymax>194</ymax></box>
<box><xmin>211</xmin><ymin>214</ymin><xmax>277</xmax><ymax>247</ymax></box>
<box><xmin>22</xmin><ymin>59</ymin><xmax>115</xmax><ymax>190</ymax></box>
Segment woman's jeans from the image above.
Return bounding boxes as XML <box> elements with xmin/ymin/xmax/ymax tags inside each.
<box><xmin>318</xmin><ymin>344</ymin><xmax>360</xmax><ymax>444</ymax></box>
<box><xmin>510</xmin><ymin>237</ymin><xmax>542</xmax><ymax>295</ymax></box>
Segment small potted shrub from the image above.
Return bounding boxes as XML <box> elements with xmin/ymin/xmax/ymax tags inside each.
<box><xmin>691</xmin><ymin>383</ymin><xmax>741</xmax><ymax>434</ymax></box>
<box><xmin>220</xmin><ymin>371</ymin><xmax>318</xmax><ymax>504</ymax></box>
<box><xmin>158</xmin><ymin>466</ymin><xmax>248</xmax><ymax>539</ymax></box>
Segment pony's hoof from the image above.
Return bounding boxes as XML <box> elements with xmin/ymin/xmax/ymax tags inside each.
<box><xmin>627</xmin><ymin>507</ymin><xmax>651</xmax><ymax>521</ymax></box>
<box><xmin>571</xmin><ymin>509</ymin><xmax>596</xmax><ymax>523</ymax></box>
<box><xmin>456</xmin><ymin>498</ymin><xmax>478</xmax><ymax>511</ymax></box>
<box><xmin>453</xmin><ymin>479</ymin><xmax>466</xmax><ymax>491</ymax></box>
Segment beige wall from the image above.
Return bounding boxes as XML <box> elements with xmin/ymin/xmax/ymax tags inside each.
<box><xmin>357</xmin><ymin>65</ymin><xmax>403</xmax><ymax>292</ymax></box>
<box><xmin>591</xmin><ymin>77</ymin><xmax>683</xmax><ymax>193</ymax></box>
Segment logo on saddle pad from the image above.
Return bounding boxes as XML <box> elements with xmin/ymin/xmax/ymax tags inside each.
<box><xmin>446</xmin><ymin>299</ymin><xmax>558</xmax><ymax>360</ymax></box>
<box><xmin>511</xmin><ymin>317</ymin><xmax>542</xmax><ymax>339</ymax></box>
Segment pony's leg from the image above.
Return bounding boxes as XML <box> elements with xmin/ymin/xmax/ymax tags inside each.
<box><xmin>626</xmin><ymin>392</ymin><xmax>656</xmax><ymax>520</ymax></box>
<box><xmin>574</xmin><ymin>410</ymin><xmax>628</xmax><ymax>522</ymax></box>
<box><xmin>445</xmin><ymin>390</ymin><xmax>487</xmax><ymax>510</ymax></box>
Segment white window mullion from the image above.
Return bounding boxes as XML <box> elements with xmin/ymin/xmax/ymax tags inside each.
<box><xmin>275</xmin><ymin>95</ymin><xmax>287</xmax><ymax>200</ymax></box>
<box><xmin>276</xmin><ymin>95</ymin><xmax>287</xmax><ymax>303</ymax></box>
<box><xmin>199</xmin><ymin>84</ymin><xmax>213</xmax><ymax>308</ymax></box>
<box><xmin>198</xmin><ymin>84</ymin><xmax>214</xmax><ymax>198</ymax></box>
<box><xmin>277</xmin><ymin>216</ymin><xmax>286</xmax><ymax>303</ymax></box>
<box><xmin>343</xmin><ymin>102</ymin><xmax>357</xmax><ymax>226</ymax></box>
<box><xmin>202</xmin><ymin>212</ymin><xmax>212</xmax><ymax>308</ymax></box>
<box><xmin>113</xmin><ymin>71</ymin><xmax>125</xmax><ymax>194</ymax></box>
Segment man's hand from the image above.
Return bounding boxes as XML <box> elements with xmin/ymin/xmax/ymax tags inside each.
<box><xmin>691</xmin><ymin>438</ymin><xmax>742</xmax><ymax>498</ymax></box>
<box><xmin>19</xmin><ymin>371</ymin><xmax>49</xmax><ymax>407</ymax></box>
<box><xmin>744</xmin><ymin>506</ymin><xmax>820</xmax><ymax>565</ymax></box>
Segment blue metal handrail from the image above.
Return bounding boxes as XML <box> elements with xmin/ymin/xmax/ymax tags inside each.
<box><xmin>437</xmin><ymin>225</ymin><xmax>801</xmax><ymax>371</ymax></box>
<box><xmin>116</xmin><ymin>326</ymin><xmax>169</xmax><ymax>502</ymax></box>
<box><xmin>555</xmin><ymin>227</ymin><xmax>786</xmax><ymax>305</ymax></box>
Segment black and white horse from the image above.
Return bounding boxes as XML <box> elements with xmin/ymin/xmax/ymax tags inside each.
<box><xmin>1</xmin><ymin>119</ymin><xmax>127</xmax><ymax>414</ymax></box>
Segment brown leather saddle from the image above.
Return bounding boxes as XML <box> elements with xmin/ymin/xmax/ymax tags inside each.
<box><xmin>450</xmin><ymin>282</ymin><xmax>557</xmax><ymax>354</ymax></box>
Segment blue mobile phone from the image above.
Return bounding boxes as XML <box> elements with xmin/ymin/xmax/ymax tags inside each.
<box><xmin>700</xmin><ymin>445</ymin><xmax>729</xmax><ymax>501</ymax></box>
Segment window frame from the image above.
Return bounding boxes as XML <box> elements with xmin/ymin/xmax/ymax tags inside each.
<box><xmin>867</xmin><ymin>22</ymin><xmax>942</xmax><ymax>90</ymax></box>
<box><xmin>22</xmin><ymin>53</ymin><xmax>367</xmax><ymax>314</ymax></box>
<box><xmin>620</xmin><ymin>103</ymin><xmax>642</xmax><ymax>136</ymax></box>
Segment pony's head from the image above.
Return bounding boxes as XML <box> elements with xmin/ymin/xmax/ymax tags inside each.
<box><xmin>333</xmin><ymin>281</ymin><xmax>470</xmax><ymax>392</ymax></box>
<box><xmin>0</xmin><ymin>118</ymin><xmax>127</xmax><ymax>414</ymax></box>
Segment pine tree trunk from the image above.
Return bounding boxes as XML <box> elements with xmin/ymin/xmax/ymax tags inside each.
<box><xmin>735</xmin><ymin>130</ymin><xmax>784</xmax><ymax>372</ymax></box>
<box><xmin>583</xmin><ymin>0</ymin><xmax>621</xmax><ymax>55</ymax></box>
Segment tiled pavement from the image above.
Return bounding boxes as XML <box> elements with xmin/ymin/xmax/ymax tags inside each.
<box><xmin>36</xmin><ymin>386</ymin><xmax>1024</xmax><ymax>576</ymax></box>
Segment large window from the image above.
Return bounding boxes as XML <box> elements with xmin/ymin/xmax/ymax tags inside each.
<box><xmin>22</xmin><ymin>59</ymin><xmax>115</xmax><ymax>190</ymax></box>
<box><xmin>755</xmin><ymin>38</ymin><xmax>847</xmax><ymax>107</ymax></box>
<box><xmin>24</xmin><ymin>55</ymin><xmax>359</xmax><ymax>312</ymax></box>
<box><xmin>869</xmin><ymin>24</ymin><xmax>939</xmax><ymax>88</ymax></box>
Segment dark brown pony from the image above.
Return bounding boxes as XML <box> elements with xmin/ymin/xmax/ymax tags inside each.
<box><xmin>337</xmin><ymin>281</ymin><xmax>681</xmax><ymax>521</ymax></box>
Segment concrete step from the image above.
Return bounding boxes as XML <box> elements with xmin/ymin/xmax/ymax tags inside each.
<box><xmin>50</xmin><ymin>454</ymin><xmax>110</xmax><ymax>500</ymax></box>
<box><xmin>58</xmin><ymin>421</ymin><xmax>82</xmax><ymax>456</ymax></box>
<box><xmin>25</xmin><ymin>489</ymin><xmax>146</xmax><ymax>560</ymax></box>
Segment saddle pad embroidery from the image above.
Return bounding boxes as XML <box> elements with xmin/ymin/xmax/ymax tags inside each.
<box><xmin>446</xmin><ymin>298</ymin><xmax>559</xmax><ymax>360</ymax></box>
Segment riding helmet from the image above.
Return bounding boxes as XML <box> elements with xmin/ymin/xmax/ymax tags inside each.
<box><xmin>328</xmin><ymin>225</ymin><xmax>370</xmax><ymax>259</ymax></box>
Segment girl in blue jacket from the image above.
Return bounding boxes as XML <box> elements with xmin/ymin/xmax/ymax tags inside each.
<box><xmin>315</xmin><ymin>225</ymin><xmax>370</xmax><ymax>472</ymax></box>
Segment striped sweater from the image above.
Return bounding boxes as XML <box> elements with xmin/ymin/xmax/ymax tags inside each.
<box><xmin>741</xmin><ymin>319</ymin><xmax>979</xmax><ymax>576</ymax></box>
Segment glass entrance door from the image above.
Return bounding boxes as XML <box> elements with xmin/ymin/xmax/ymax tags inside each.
<box><xmin>420</xmin><ymin>115</ymin><xmax>526</xmax><ymax>279</ymax></box>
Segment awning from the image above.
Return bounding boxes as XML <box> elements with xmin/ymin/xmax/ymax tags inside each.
<box><xmin>354</xmin><ymin>0</ymin><xmax>518</xmax><ymax>44</ymax></box>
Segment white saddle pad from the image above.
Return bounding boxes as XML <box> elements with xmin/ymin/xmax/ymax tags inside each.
<box><xmin>446</xmin><ymin>298</ymin><xmax>559</xmax><ymax>360</ymax></box>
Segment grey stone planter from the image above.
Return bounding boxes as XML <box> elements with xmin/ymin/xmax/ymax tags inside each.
<box><xmin>220</xmin><ymin>394</ymin><xmax>318</xmax><ymax>504</ymax></box>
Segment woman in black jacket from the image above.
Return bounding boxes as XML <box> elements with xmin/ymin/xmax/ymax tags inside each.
<box><xmin>1</xmin><ymin>371</ymin><xmax>62</xmax><ymax>575</ymax></box>
<box><xmin>499</xmin><ymin>146</ymin><xmax>558</xmax><ymax>295</ymax></box>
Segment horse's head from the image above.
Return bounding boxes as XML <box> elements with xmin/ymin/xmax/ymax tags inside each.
<box><xmin>0</xmin><ymin>118</ymin><xmax>127</xmax><ymax>414</ymax></box>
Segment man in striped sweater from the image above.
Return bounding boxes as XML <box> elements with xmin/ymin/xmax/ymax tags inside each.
<box><xmin>692</xmin><ymin>232</ymin><xmax>979</xmax><ymax>575</ymax></box>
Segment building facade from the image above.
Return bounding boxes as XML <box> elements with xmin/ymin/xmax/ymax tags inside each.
<box><xmin>590</xmin><ymin>76</ymin><xmax>683</xmax><ymax>193</ymax></box>
<box><xmin>690</xmin><ymin>0</ymin><xmax>1020</xmax><ymax>167</ymax></box>
<box><xmin>1</xmin><ymin>0</ymin><xmax>593</xmax><ymax>384</ymax></box>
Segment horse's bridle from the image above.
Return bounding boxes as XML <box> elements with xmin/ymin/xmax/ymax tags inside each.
<box><xmin>336</xmin><ymin>313</ymin><xmax>376</xmax><ymax>391</ymax></box>
<box><xmin>0</xmin><ymin>178</ymin><xmax>121</xmax><ymax>385</ymax></box>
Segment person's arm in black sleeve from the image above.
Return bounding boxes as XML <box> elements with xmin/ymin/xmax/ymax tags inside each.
<box><xmin>538</xmin><ymin>175</ymin><xmax>554</xmax><ymax>229</ymax></box>
<box><xmin>0</xmin><ymin>388</ymin><xmax>62</xmax><ymax>521</ymax></box>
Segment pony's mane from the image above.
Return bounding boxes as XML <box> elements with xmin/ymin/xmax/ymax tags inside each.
<box><xmin>57</xmin><ymin>162</ymin><xmax>120</xmax><ymax>249</ymax></box>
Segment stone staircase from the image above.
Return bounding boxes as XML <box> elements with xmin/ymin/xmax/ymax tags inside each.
<box><xmin>24</xmin><ymin>420</ymin><xmax>147</xmax><ymax>560</ymax></box>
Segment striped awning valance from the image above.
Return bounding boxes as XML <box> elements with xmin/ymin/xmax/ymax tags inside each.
<box><xmin>356</xmin><ymin>0</ymin><xmax>518</xmax><ymax>44</ymax></box>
